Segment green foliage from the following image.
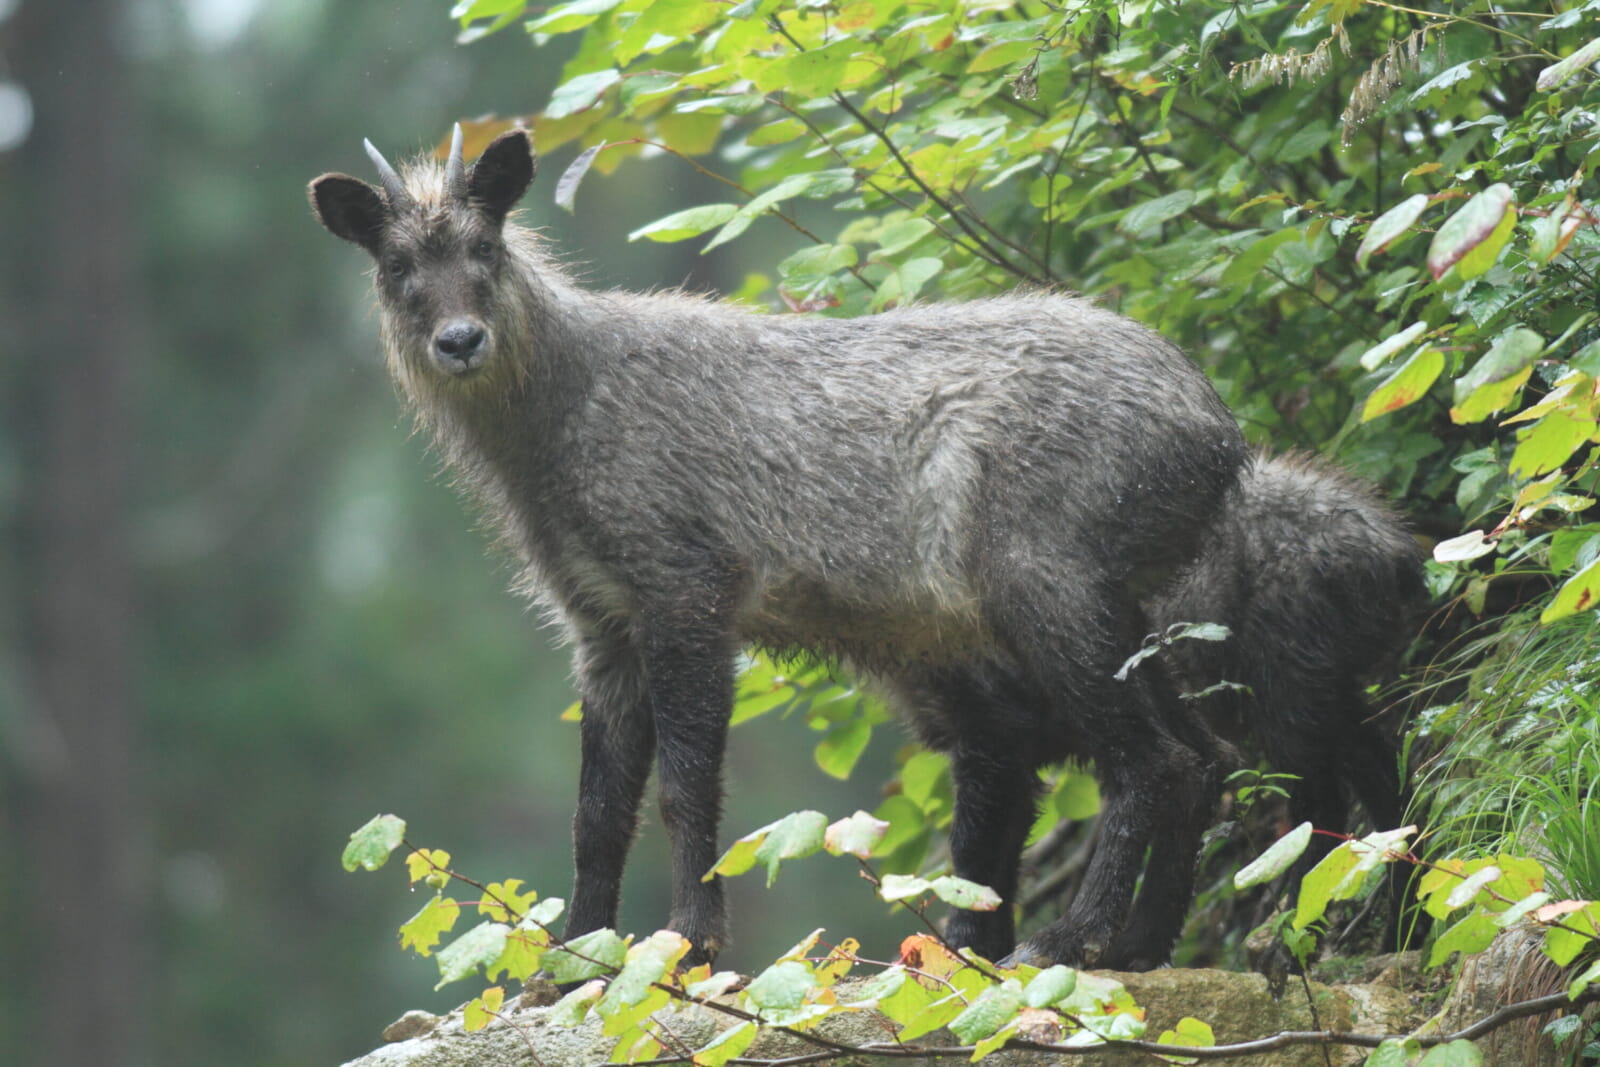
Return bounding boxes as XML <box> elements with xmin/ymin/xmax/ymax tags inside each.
<box><xmin>351</xmin><ymin>814</ymin><xmax>1600</xmax><ymax>1063</ymax></box>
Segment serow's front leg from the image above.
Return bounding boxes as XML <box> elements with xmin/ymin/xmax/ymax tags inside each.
<box><xmin>640</xmin><ymin>619</ymin><xmax>736</xmax><ymax>968</ymax></box>
<box><xmin>565</xmin><ymin>633</ymin><xmax>656</xmax><ymax>943</ymax></box>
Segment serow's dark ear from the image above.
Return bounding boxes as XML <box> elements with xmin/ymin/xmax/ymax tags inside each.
<box><xmin>308</xmin><ymin>174</ymin><xmax>387</xmax><ymax>254</ymax></box>
<box><xmin>467</xmin><ymin>130</ymin><xmax>537</xmax><ymax>223</ymax></box>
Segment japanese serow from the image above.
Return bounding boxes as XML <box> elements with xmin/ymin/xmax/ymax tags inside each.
<box><xmin>309</xmin><ymin>127</ymin><xmax>1408</xmax><ymax>971</ymax></box>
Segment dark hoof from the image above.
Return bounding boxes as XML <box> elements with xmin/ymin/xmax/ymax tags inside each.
<box><xmin>997</xmin><ymin>941</ymin><xmax>1053</xmax><ymax>970</ymax></box>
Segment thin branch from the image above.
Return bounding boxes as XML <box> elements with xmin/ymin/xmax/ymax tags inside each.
<box><xmin>764</xmin><ymin>17</ymin><xmax>1045</xmax><ymax>285</ymax></box>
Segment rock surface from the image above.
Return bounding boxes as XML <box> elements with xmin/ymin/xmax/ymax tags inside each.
<box><xmin>341</xmin><ymin>965</ymin><xmax>1430</xmax><ymax>1067</ymax></box>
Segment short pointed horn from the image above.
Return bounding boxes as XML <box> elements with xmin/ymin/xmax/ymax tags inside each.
<box><xmin>444</xmin><ymin>123</ymin><xmax>467</xmax><ymax>200</ymax></box>
<box><xmin>363</xmin><ymin>138</ymin><xmax>413</xmax><ymax>209</ymax></box>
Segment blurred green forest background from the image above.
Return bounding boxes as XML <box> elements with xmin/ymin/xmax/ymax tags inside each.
<box><xmin>8</xmin><ymin>0</ymin><xmax>1600</xmax><ymax>1065</ymax></box>
<box><xmin>0</xmin><ymin>2</ymin><xmax>897</xmax><ymax>1065</ymax></box>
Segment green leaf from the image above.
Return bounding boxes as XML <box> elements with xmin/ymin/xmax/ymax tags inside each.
<box><xmin>542</xmin><ymin>928</ymin><xmax>628</xmax><ymax>983</ymax></box>
<box><xmin>815</xmin><ymin>717</ymin><xmax>872</xmax><ymax>779</ymax></box>
<box><xmin>895</xmin><ymin>992</ymin><xmax>967</xmax><ymax>1042</ymax></box>
<box><xmin>1235</xmin><ymin>821</ymin><xmax>1313</xmax><ymax>890</ymax></box>
<box><xmin>1365</xmin><ymin>1038</ymin><xmax>1423</xmax><ymax>1066</ymax></box>
<box><xmin>1362</xmin><ymin>347</ymin><xmax>1444</xmax><ymax>422</ymax></box>
<box><xmin>1417</xmin><ymin>1038</ymin><xmax>1485</xmax><ymax>1065</ymax></box>
<box><xmin>872</xmin><ymin>257</ymin><xmax>943</xmax><ymax>310</ymax></box>
<box><xmin>486</xmin><ymin>928</ymin><xmax>547</xmax><ymax>982</ymax></box>
<box><xmin>1409</xmin><ymin>60</ymin><xmax>1480</xmax><ymax>105</ymax></box>
<box><xmin>629</xmin><ymin>203</ymin><xmax>741</xmax><ymax>244</ymax></box>
<box><xmin>709</xmin><ymin>810</ymin><xmax>829</xmax><ymax>886</ymax></box>
<box><xmin>545</xmin><ymin>69</ymin><xmax>623</xmax><ymax>119</ymax></box>
<box><xmin>554</xmin><ymin>142</ymin><xmax>605</xmax><ymax>213</ymax></box>
<box><xmin>1358</xmin><ymin>321</ymin><xmax>1430</xmax><ymax>371</ymax></box>
<box><xmin>899</xmin><ymin>749</ymin><xmax>951</xmax><ymax>809</ymax></box>
<box><xmin>480</xmin><ymin>878</ymin><xmax>538</xmax><ymax>921</ymax></box>
<box><xmin>597</xmin><ymin>930</ymin><xmax>690</xmax><ymax>1014</ymax></box>
<box><xmin>343</xmin><ymin>814</ymin><xmax>405</xmax><ymax>871</ymax></box>
<box><xmin>778</xmin><ymin>243</ymin><xmax>859</xmax><ymax>291</ymax></box>
<box><xmin>1220</xmin><ymin>227</ymin><xmax>1303</xmax><ymax>288</ymax></box>
<box><xmin>1445</xmin><ymin>865</ymin><xmax>1501</xmax><ymax>910</ymax></box>
<box><xmin>435</xmin><ymin>921</ymin><xmax>510</xmax><ymax>988</ymax></box>
<box><xmin>760</xmin><ymin>38</ymin><xmax>859</xmax><ymax>96</ymax></box>
<box><xmin>1495</xmin><ymin>891</ymin><xmax>1552</xmax><ymax>928</ymax></box>
<box><xmin>970</xmin><ymin>1022</ymin><xmax>1020</xmax><ymax>1062</ymax></box>
<box><xmin>1294</xmin><ymin>842</ymin><xmax>1361</xmax><ymax>930</ymax></box>
<box><xmin>1119</xmin><ymin>190</ymin><xmax>1196</xmax><ymax>235</ymax></box>
<box><xmin>521</xmin><ymin>895</ymin><xmax>566</xmax><ymax>929</ymax></box>
<box><xmin>929</xmin><ymin>875</ymin><xmax>1002</xmax><ymax>911</ymax></box>
<box><xmin>1357</xmin><ymin>194</ymin><xmax>1429</xmax><ymax>268</ymax></box>
<box><xmin>1543</xmin><ymin>902</ymin><xmax>1600</xmax><ymax>966</ymax></box>
<box><xmin>1157</xmin><ymin>1016</ymin><xmax>1216</xmax><ymax>1064</ymax></box>
<box><xmin>1429</xmin><ymin>908</ymin><xmax>1499</xmax><ymax>967</ymax></box>
<box><xmin>463</xmin><ymin>985</ymin><xmax>504</xmax><ymax>1032</ymax></box>
<box><xmin>824</xmin><ymin>810</ymin><xmax>889</xmax><ymax>858</ymax></box>
<box><xmin>692</xmin><ymin>1021</ymin><xmax>757</xmax><ymax>1067</ymax></box>
<box><xmin>744</xmin><ymin>959</ymin><xmax>815</xmax><ymax>1016</ymax></box>
<box><xmin>1570</xmin><ymin>957</ymin><xmax>1600</xmax><ymax>1000</ymax></box>
<box><xmin>1427</xmin><ymin>184</ymin><xmax>1515</xmax><ymax>281</ymax></box>
<box><xmin>1450</xmin><ymin>367</ymin><xmax>1532</xmax><ymax>424</ymax></box>
<box><xmin>949</xmin><ymin>979</ymin><xmax>1023</xmax><ymax>1043</ymax></box>
<box><xmin>524</xmin><ymin>0</ymin><xmax>623</xmax><ymax>35</ymax></box>
<box><xmin>876</xmin><ymin>969</ymin><xmax>937</xmax><ymax>1026</ymax></box>
<box><xmin>1537</xmin><ymin>37</ymin><xmax>1600</xmax><ymax>91</ymax></box>
<box><xmin>1511</xmin><ymin>409</ymin><xmax>1593</xmax><ymax>480</ymax></box>
<box><xmin>400</xmin><ymin>895</ymin><xmax>461</xmax><ymax>957</ymax></box>
<box><xmin>546</xmin><ymin>979</ymin><xmax>605</xmax><ymax>1027</ymax></box>
<box><xmin>1023</xmin><ymin>965</ymin><xmax>1077</xmax><ymax>1007</ymax></box>
<box><xmin>878</xmin><ymin>873</ymin><xmax>932</xmax><ymax>902</ymax></box>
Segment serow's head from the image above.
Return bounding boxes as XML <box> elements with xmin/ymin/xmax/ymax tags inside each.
<box><xmin>309</xmin><ymin>126</ymin><xmax>536</xmax><ymax>385</ymax></box>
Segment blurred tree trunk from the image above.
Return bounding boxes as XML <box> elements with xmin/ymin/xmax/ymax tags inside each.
<box><xmin>15</xmin><ymin>0</ymin><xmax>145</xmax><ymax>1063</ymax></box>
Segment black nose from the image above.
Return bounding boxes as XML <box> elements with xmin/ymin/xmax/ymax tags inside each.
<box><xmin>434</xmin><ymin>321</ymin><xmax>486</xmax><ymax>368</ymax></box>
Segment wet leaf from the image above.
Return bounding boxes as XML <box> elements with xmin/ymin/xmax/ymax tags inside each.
<box><xmin>597</xmin><ymin>930</ymin><xmax>690</xmax><ymax>1014</ymax></box>
<box><xmin>1427</xmin><ymin>184</ymin><xmax>1514</xmax><ymax>280</ymax></box>
<box><xmin>745</xmin><ymin>959</ymin><xmax>815</xmax><ymax>1016</ymax></box>
<box><xmin>1362</xmin><ymin>347</ymin><xmax>1444</xmax><ymax>421</ymax></box>
<box><xmin>1235</xmin><ymin>821</ymin><xmax>1312</xmax><ymax>889</ymax></box>
<box><xmin>545</xmin><ymin>69</ymin><xmax>622</xmax><ymax>120</ymax></box>
<box><xmin>343</xmin><ymin>814</ymin><xmax>406</xmax><ymax>872</ymax></box>
<box><xmin>824</xmin><ymin>810</ymin><xmax>889</xmax><ymax>858</ymax></box>
<box><xmin>463</xmin><ymin>986</ymin><xmax>504</xmax><ymax>1032</ymax></box>
<box><xmin>949</xmin><ymin>979</ymin><xmax>1023</xmax><ymax>1043</ymax></box>
<box><xmin>928</xmin><ymin>875</ymin><xmax>1002</xmax><ymax>911</ymax></box>
<box><xmin>692</xmin><ymin>1021</ymin><xmax>757</xmax><ymax>1067</ymax></box>
<box><xmin>542</xmin><ymin>928</ymin><xmax>628</xmax><ymax>983</ymax></box>
<box><xmin>628</xmin><ymin>203</ymin><xmax>741</xmax><ymax>243</ymax></box>
<box><xmin>1434</xmin><ymin>530</ymin><xmax>1498</xmax><ymax>563</ymax></box>
<box><xmin>709</xmin><ymin>810</ymin><xmax>828</xmax><ymax>886</ymax></box>
<box><xmin>1358</xmin><ymin>321</ymin><xmax>1429</xmax><ymax>371</ymax></box>
<box><xmin>435</xmin><ymin>921</ymin><xmax>510</xmax><ymax>988</ymax></box>
<box><xmin>400</xmin><ymin>895</ymin><xmax>461</xmax><ymax>957</ymax></box>
<box><xmin>1537</xmin><ymin>37</ymin><xmax>1600</xmax><ymax>91</ymax></box>
<box><xmin>1543</xmin><ymin>556</ymin><xmax>1600</xmax><ymax>623</ymax></box>
<box><xmin>554</xmin><ymin>142</ymin><xmax>606</xmax><ymax>212</ymax></box>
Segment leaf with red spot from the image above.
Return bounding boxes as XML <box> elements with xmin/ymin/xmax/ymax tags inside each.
<box><xmin>1427</xmin><ymin>184</ymin><xmax>1515</xmax><ymax>280</ymax></box>
<box><xmin>1361</xmin><ymin>347</ymin><xmax>1444</xmax><ymax>421</ymax></box>
<box><xmin>1542</xmin><ymin>556</ymin><xmax>1600</xmax><ymax>624</ymax></box>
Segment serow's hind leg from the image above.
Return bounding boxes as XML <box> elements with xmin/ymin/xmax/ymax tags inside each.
<box><xmin>983</xmin><ymin>561</ymin><xmax>1219</xmax><ymax>971</ymax></box>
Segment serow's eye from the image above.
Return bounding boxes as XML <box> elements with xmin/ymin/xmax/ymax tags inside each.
<box><xmin>472</xmin><ymin>238</ymin><xmax>497</xmax><ymax>261</ymax></box>
<box><xmin>384</xmin><ymin>256</ymin><xmax>409</xmax><ymax>280</ymax></box>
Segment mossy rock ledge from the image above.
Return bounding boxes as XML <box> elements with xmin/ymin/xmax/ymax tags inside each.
<box><xmin>341</xmin><ymin>963</ymin><xmax>1429</xmax><ymax>1067</ymax></box>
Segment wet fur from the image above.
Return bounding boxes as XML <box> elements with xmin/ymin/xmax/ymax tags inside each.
<box><xmin>308</xmin><ymin>130</ymin><xmax>1412</xmax><ymax>971</ymax></box>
